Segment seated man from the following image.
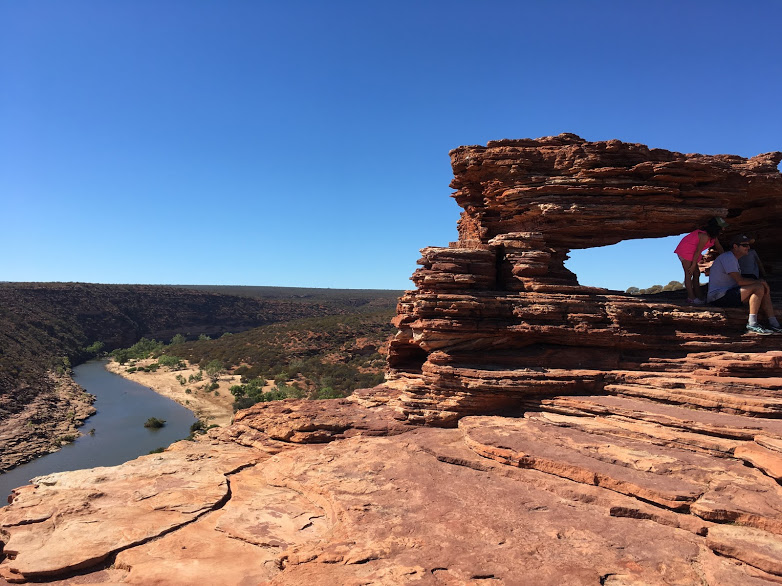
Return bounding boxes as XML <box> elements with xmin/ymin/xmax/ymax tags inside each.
<box><xmin>707</xmin><ymin>234</ymin><xmax>782</xmax><ymax>334</ymax></box>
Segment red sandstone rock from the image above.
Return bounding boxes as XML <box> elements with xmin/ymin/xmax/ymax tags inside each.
<box><xmin>3</xmin><ymin>135</ymin><xmax>782</xmax><ymax>584</ymax></box>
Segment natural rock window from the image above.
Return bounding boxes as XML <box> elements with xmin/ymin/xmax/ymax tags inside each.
<box><xmin>387</xmin><ymin>134</ymin><xmax>782</xmax><ymax>426</ymax></box>
<box><xmin>566</xmin><ymin>235</ymin><xmax>689</xmax><ymax>293</ymax></box>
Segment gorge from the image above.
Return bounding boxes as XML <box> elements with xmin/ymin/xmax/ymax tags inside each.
<box><xmin>2</xmin><ymin>134</ymin><xmax>782</xmax><ymax>585</ymax></box>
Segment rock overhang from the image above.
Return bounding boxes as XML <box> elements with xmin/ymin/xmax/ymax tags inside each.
<box><xmin>387</xmin><ymin>133</ymin><xmax>782</xmax><ymax>425</ymax></box>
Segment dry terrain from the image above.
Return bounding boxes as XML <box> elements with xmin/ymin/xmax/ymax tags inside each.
<box><xmin>104</xmin><ymin>359</ymin><xmax>239</xmax><ymax>427</ymax></box>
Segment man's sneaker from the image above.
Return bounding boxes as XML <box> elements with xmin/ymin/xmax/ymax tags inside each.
<box><xmin>746</xmin><ymin>324</ymin><xmax>774</xmax><ymax>335</ymax></box>
<box><xmin>767</xmin><ymin>324</ymin><xmax>782</xmax><ymax>334</ymax></box>
<box><xmin>687</xmin><ymin>298</ymin><xmax>705</xmax><ymax>305</ymax></box>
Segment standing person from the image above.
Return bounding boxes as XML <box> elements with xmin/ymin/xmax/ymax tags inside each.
<box><xmin>674</xmin><ymin>217</ymin><xmax>726</xmax><ymax>304</ymax></box>
<box><xmin>739</xmin><ymin>239</ymin><xmax>766</xmax><ymax>280</ymax></box>
<box><xmin>707</xmin><ymin>234</ymin><xmax>782</xmax><ymax>335</ymax></box>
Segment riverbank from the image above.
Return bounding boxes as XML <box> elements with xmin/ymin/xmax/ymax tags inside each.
<box><xmin>104</xmin><ymin>359</ymin><xmax>237</xmax><ymax>427</ymax></box>
<box><xmin>0</xmin><ymin>361</ymin><xmax>198</xmax><ymax>502</ymax></box>
<box><xmin>0</xmin><ymin>372</ymin><xmax>96</xmax><ymax>473</ymax></box>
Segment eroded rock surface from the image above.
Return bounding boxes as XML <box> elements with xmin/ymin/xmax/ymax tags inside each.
<box><xmin>0</xmin><ymin>373</ymin><xmax>96</xmax><ymax>473</ymax></box>
<box><xmin>2</xmin><ymin>135</ymin><xmax>782</xmax><ymax>584</ymax></box>
<box><xmin>5</xmin><ymin>411</ymin><xmax>782</xmax><ymax>585</ymax></box>
<box><xmin>387</xmin><ymin>134</ymin><xmax>782</xmax><ymax>424</ymax></box>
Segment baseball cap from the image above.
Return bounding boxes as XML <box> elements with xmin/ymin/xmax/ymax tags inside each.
<box><xmin>730</xmin><ymin>234</ymin><xmax>755</xmax><ymax>246</ymax></box>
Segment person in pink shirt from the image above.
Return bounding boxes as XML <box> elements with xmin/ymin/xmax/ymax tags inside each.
<box><xmin>674</xmin><ymin>217</ymin><xmax>726</xmax><ymax>304</ymax></box>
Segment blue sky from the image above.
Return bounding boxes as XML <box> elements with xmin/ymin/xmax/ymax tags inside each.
<box><xmin>2</xmin><ymin>1</ymin><xmax>780</xmax><ymax>291</ymax></box>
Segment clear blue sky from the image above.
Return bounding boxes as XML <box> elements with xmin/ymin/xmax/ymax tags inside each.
<box><xmin>2</xmin><ymin>1</ymin><xmax>780</xmax><ymax>291</ymax></box>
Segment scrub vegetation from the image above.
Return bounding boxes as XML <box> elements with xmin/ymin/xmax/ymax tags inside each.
<box><xmin>626</xmin><ymin>280</ymin><xmax>685</xmax><ymax>295</ymax></box>
<box><xmin>0</xmin><ymin>282</ymin><xmax>402</xmax><ymax>465</ymax></box>
<box><xmin>111</xmin><ymin>309</ymin><xmax>396</xmax><ymax>411</ymax></box>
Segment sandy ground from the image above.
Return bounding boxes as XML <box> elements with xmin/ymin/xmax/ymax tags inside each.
<box><xmin>104</xmin><ymin>359</ymin><xmax>239</xmax><ymax>427</ymax></box>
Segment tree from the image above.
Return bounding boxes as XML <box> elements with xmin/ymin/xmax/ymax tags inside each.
<box><xmin>85</xmin><ymin>341</ymin><xmax>105</xmax><ymax>356</ymax></box>
<box><xmin>204</xmin><ymin>359</ymin><xmax>224</xmax><ymax>381</ymax></box>
<box><xmin>158</xmin><ymin>355</ymin><xmax>184</xmax><ymax>370</ymax></box>
<box><xmin>170</xmin><ymin>334</ymin><xmax>186</xmax><ymax>345</ymax></box>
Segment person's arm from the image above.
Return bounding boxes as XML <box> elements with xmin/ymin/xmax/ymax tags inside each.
<box><xmin>730</xmin><ymin>272</ymin><xmax>759</xmax><ymax>286</ymax></box>
<box><xmin>713</xmin><ymin>240</ymin><xmax>724</xmax><ymax>254</ymax></box>
<box><xmin>692</xmin><ymin>233</ymin><xmax>710</xmax><ymax>263</ymax></box>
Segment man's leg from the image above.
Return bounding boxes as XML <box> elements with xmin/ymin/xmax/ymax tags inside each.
<box><xmin>758</xmin><ymin>281</ymin><xmax>781</xmax><ymax>328</ymax></box>
<box><xmin>740</xmin><ymin>283</ymin><xmax>765</xmax><ymax>323</ymax></box>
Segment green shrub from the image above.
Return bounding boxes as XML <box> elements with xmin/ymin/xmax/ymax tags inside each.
<box><xmin>158</xmin><ymin>355</ymin><xmax>184</xmax><ymax>370</ymax></box>
<box><xmin>111</xmin><ymin>338</ymin><xmax>165</xmax><ymax>363</ymax></box>
<box><xmin>144</xmin><ymin>417</ymin><xmax>166</xmax><ymax>429</ymax></box>
<box><xmin>170</xmin><ymin>334</ymin><xmax>186</xmax><ymax>345</ymax></box>
<box><xmin>204</xmin><ymin>360</ymin><xmax>224</xmax><ymax>381</ymax></box>
<box><xmin>85</xmin><ymin>341</ymin><xmax>105</xmax><ymax>356</ymax></box>
<box><xmin>56</xmin><ymin>434</ymin><xmax>78</xmax><ymax>446</ymax></box>
<box><xmin>315</xmin><ymin>386</ymin><xmax>347</xmax><ymax>399</ymax></box>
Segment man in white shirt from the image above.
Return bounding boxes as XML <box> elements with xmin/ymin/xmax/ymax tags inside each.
<box><xmin>707</xmin><ymin>234</ymin><xmax>781</xmax><ymax>335</ymax></box>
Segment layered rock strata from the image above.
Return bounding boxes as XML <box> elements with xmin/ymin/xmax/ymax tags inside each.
<box><xmin>3</xmin><ymin>135</ymin><xmax>782</xmax><ymax>584</ymax></box>
<box><xmin>387</xmin><ymin>134</ymin><xmax>782</xmax><ymax>425</ymax></box>
<box><xmin>6</xmin><ymin>400</ymin><xmax>782</xmax><ymax>584</ymax></box>
<box><xmin>0</xmin><ymin>373</ymin><xmax>95</xmax><ymax>472</ymax></box>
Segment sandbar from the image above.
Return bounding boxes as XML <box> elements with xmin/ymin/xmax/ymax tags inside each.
<box><xmin>104</xmin><ymin>359</ymin><xmax>238</xmax><ymax>427</ymax></box>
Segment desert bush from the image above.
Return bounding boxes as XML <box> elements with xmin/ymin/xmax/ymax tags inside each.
<box><xmin>56</xmin><ymin>433</ymin><xmax>78</xmax><ymax>446</ymax></box>
<box><xmin>170</xmin><ymin>333</ymin><xmax>186</xmax><ymax>345</ymax></box>
<box><xmin>111</xmin><ymin>337</ymin><xmax>164</xmax><ymax>363</ymax></box>
<box><xmin>204</xmin><ymin>360</ymin><xmax>223</xmax><ymax>381</ymax></box>
<box><xmin>84</xmin><ymin>341</ymin><xmax>105</xmax><ymax>356</ymax></box>
<box><xmin>158</xmin><ymin>355</ymin><xmax>184</xmax><ymax>370</ymax></box>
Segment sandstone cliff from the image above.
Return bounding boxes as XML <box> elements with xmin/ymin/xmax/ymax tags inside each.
<box><xmin>3</xmin><ymin>135</ymin><xmax>782</xmax><ymax>585</ymax></box>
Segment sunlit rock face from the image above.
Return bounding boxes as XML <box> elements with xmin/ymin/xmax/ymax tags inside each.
<box><xmin>387</xmin><ymin>134</ymin><xmax>782</xmax><ymax>425</ymax></box>
<box><xmin>5</xmin><ymin>135</ymin><xmax>782</xmax><ymax>585</ymax></box>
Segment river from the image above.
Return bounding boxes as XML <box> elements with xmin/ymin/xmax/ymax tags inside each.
<box><xmin>0</xmin><ymin>359</ymin><xmax>198</xmax><ymax>505</ymax></box>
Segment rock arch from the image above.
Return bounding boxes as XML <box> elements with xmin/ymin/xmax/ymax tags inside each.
<box><xmin>386</xmin><ymin>134</ymin><xmax>782</xmax><ymax>425</ymax></box>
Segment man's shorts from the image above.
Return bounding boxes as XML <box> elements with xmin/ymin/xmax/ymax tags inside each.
<box><xmin>709</xmin><ymin>286</ymin><xmax>743</xmax><ymax>307</ymax></box>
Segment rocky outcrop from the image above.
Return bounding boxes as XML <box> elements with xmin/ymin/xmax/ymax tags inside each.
<box><xmin>6</xmin><ymin>404</ymin><xmax>782</xmax><ymax>584</ymax></box>
<box><xmin>3</xmin><ymin>135</ymin><xmax>782</xmax><ymax>584</ymax></box>
<box><xmin>387</xmin><ymin>134</ymin><xmax>782</xmax><ymax>425</ymax></box>
<box><xmin>0</xmin><ymin>373</ymin><xmax>95</xmax><ymax>472</ymax></box>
